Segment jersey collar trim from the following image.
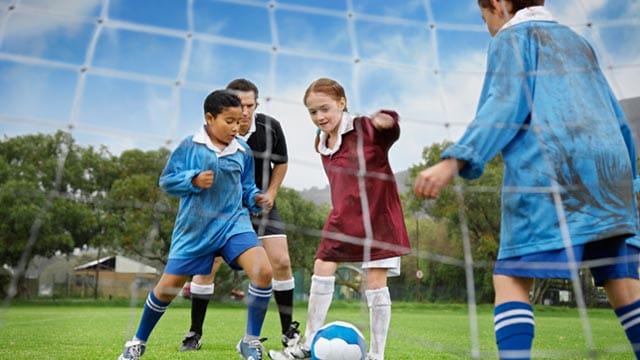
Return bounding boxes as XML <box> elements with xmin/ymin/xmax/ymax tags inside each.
<box><xmin>318</xmin><ymin>111</ymin><xmax>355</xmax><ymax>156</ymax></box>
<box><xmin>500</xmin><ymin>6</ymin><xmax>554</xmax><ymax>34</ymax></box>
<box><xmin>193</xmin><ymin>125</ymin><xmax>246</xmax><ymax>157</ymax></box>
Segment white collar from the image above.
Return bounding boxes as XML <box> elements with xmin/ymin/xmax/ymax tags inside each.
<box><xmin>193</xmin><ymin>125</ymin><xmax>245</xmax><ymax>157</ymax></box>
<box><xmin>499</xmin><ymin>6</ymin><xmax>554</xmax><ymax>34</ymax></box>
<box><xmin>318</xmin><ymin>112</ymin><xmax>355</xmax><ymax>156</ymax></box>
<box><xmin>238</xmin><ymin>113</ymin><xmax>257</xmax><ymax>141</ymax></box>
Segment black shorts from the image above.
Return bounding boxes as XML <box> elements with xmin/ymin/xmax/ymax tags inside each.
<box><xmin>251</xmin><ymin>205</ymin><xmax>286</xmax><ymax>237</ymax></box>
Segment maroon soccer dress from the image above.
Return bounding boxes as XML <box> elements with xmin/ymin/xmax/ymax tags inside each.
<box><xmin>316</xmin><ymin>111</ymin><xmax>411</xmax><ymax>262</ymax></box>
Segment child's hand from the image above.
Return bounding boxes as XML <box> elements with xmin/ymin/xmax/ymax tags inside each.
<box><xmin>414</xmin><ymin>159</ymin><xmax>459</xmax><ymax>199</ymax></box>
<box><xmin>255</xmin><ymin>193</ymin><xmax>272</xmax><ymax>214</ymax></box>
<box><xmin>192</xmin><ymin>170</ymin><xmax>214</xmax><ymax>189</ymax></box>
<box><xmin>371</xmin><ymin>111</ymin><xmax>394</xmax><ymax>130</ymax></box>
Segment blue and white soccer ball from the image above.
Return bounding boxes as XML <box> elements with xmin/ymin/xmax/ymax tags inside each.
<box><xmin>310</xmin><ymin>321</ymin><xmax>367</xmax><ymax>360</ymax></box>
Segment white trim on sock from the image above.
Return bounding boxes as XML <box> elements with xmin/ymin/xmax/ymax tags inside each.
<box><xmin>310</xmin><ymin>275</ymin><xmax>335</xmax><ymax>294</ymax></box>
<box><xmin>272</xmin><ymin>278</ymin><xmax>295</xmax><ymax>291</ymax></box>
<box><xmin>365</xmin><ymin>287</ymin><xmax>391</xmax><ymax>307</ymax></box>
<box><xmin>190</xmin><ymin>282</ymin><xmax>214</xmax><ymax>295</ymax></box>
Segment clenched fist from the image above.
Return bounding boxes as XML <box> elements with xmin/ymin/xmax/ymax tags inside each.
<box><xmin>192</xmin><ymin>170</ymin><xmax>214</xmax><ymax>189</ymax></box>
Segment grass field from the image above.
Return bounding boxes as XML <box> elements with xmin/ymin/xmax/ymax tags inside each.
<box><xmin>0</xmin><ymin>299</ymin><xmax>634</xmax><ymax>359</ymax></box>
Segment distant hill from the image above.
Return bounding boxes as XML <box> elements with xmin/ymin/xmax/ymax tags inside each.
<box><xmin>298</xmin><ymin>169</ymin><xmax>411</xmax><ymax>206</ymax></box>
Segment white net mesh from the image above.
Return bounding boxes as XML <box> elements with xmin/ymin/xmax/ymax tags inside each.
<box><xmin>1</xmin><ymin>0</ymin><xmax>640</xmax><ymax>358</ymax></box>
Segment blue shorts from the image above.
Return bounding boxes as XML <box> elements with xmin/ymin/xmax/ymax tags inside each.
<box><xmin>164</xmin><ymin>232</ymin><xmax>261</xmax><ymax>275</ymax></box>
<box><xmin>494</xmin><ymin>235</ymin><xmax>639</xmax><ymax>286</ymax></box>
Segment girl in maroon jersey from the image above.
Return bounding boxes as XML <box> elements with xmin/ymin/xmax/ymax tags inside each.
<box><xmin>270</xmin><ymin>77</ymin><xmax>411</xmax><ymax>360</ymax></box>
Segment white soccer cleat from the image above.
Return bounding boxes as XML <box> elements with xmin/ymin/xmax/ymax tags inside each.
<box><xmin>268</xmin><ymin>343</ymin><xmax>311</xmax><ymax>360</ymax></box>
<box><xmin>118</xmin><ymin>339</ymin><xmax>146</xmax><ymax>360</ymax></box>
<box><xmin>237</xmin><ymin>337</ymin><xmax>267</xmax><ymax>360</ymax></box>
<box><xmin>281</xmin><ymin>321</ymin><xmax>302</xmax><ymax>348</ymax></box>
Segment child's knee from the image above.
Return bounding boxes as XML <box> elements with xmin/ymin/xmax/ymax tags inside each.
<box><xmin>271</xmin><ymin>259</ymin><xmax>291</xmax><ymax>276</ymax></box>
<box><xmin>253</xmin><ymin>261</ymin><xmax>273</xmax><ymax>285</ymax></box>
<box><xmin>605</xmin><ymin>278</ymin><xmax>640</xmax><ymax>308</ymax></box>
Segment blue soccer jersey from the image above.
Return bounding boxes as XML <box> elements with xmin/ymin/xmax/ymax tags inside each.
<box><xmin>443</xmin><ymin>17</ymin><xmax>640</xmax><ymax>259</ymax></box>
<box><xmin>159</xmin><ymin>126</ymin><xmax>262</xmax><ymax>260</ymax></box>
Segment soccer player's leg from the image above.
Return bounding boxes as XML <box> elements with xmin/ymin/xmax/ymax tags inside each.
<box><xmin>588</xmin><ymin>236</ymin><xmax>640</xmax><ymax>359</ymax></box>
<box><xmin>269</xmin><ymin>260</ymin><xmax>337</xmax><ymax>360</ymax></box>
<box><xmin>118</xmin><ymin>271</ymin><xmax>189</xmax><ymax>359</ymax></box>
<box><xmin>492</xmin><ymin>275</ymin><xmax>535</xmax><ymax>360</ymax></box>
<box><xmin>179</xmin><ymin>257</ymin><xmax>222</xmax><ymax>351</ymax></box>
<box><xmin>224</xmin><ymin>232</ymin><xmax>272</xmax><ymax>360</ymax></box>
<box><xmin>256</xmin><ymin>207</ymin><xmax>301</xmax><ymax>347</ymax></box>
<box><xmin>262</xmin><ymin>233</ymin><xmax>300</xmax><ymax>347</ymax></box>
<box><xmin>361</xmin><ymin>257</ymin><xmax>400</xmax><ymax>360</ymax></box>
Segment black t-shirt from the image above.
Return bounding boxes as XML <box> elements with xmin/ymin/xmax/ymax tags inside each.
<box><xmin>247</xmin><ymin>113</ymin><xmax>288</xmax><ymax>191</ymax></box>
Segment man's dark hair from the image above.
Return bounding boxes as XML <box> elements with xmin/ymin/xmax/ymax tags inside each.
<box><xmin>203</xmin><ymin>89</ymin><xmax>241</xmax><ymax>116</ymax></box>
<box><xmin>478</xmin><ymin>0</ymin><xmax>544</xmax><ymax>14</ymax></box>
<box><xmin>226</xmin><ymin>78</ymin><xmax>259</xmax><ymax>100</ymax></box>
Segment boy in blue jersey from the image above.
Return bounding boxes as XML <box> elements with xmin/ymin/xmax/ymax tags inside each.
<box><xmin>179</xmin><ymin>78</ymin><xmax>300</xmax><ymax>353</ymax></box>
<box><xmin>117</xmin><ymin>90</ymin><xmax>273</xmax><ymax>360</ymax></box>
<box><xmin>414</xmin><ymin>0</ymin><xmax>640</xmax><ymax>359</ymax></box>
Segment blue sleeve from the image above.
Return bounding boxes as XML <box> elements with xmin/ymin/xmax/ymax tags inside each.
<box><xmin>443</xmin><ymin>33</ymin><xmax>532</xmax><ymax>179</ymax></box>
<box><xmin>241</xmin><ymin>148</ymin><xmax>262</xmax><ymax>214</ymax></box>
<box><xmin>159</xmin><ymin>142</ymin><xmax>214</xmax><ymax>197</ymax></box>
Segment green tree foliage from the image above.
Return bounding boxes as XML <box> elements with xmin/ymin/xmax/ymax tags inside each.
<box><xmin>0</xmin><ymin>132</ymin><xmax>115</xmax><ymax>266</ymax></box>
<box><xmin>0</xmin><ymin>129</ymin><xmax>329</xmax><ymax>298</ymax></box>
<box><xmin>276</xmin><ymin>187</ymin><xmax>328</xmax><ymax>274</ymax></box>
<box><xmin>0</xmin><ymin>132</ymin><xmax>117</xmax><ymax>296</ymax></box>
<box><xmin>105</xmin><ymin>149</ymin><xmax>175</xmax><ymax>265</ymax></box>
<box><xmin>404</xmin><ymin>141</ymin><xmax>502</xmax><ymax>302</ymax></box>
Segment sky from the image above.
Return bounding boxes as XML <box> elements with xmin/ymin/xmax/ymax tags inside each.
<box><xmin>0</xmin><ymin>0</ymin><xmax>639</xmax><ymax>190</ymax></box>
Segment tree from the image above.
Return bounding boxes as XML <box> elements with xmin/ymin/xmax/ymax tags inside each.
<box><xmin>276</xmin><ymin>187</ymin><xmax>328</xmax><ymax>275</ymax></box>
<box><xmin>0</xmin><ymin>132</ymin><xmax>116</xmax><ymax>265</ymax></box>
<box><xmin>105</xmin><ymin>148</ymin><xmax>175</xmax><ymax>265</ymax></box>
<box><xmin>0</xmin><ymin>131</ymin><xmax>115</xmax><ymax>297</ymax></box>
<box><xmin>404</xmin><ymin>141</ymin><xmax>502</xmax><ymax>302</ymax></box>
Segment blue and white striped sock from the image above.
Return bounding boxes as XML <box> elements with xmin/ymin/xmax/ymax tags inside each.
<box><xmin>494</xmin><ymin>301</ymin><xmax>535</xmax><ymax>360</ymax></box>
<box><xmin>615</xmin><ymin>299</ymin><xmax>640</xmax><ymax>358</ymax></box>
<box><xmin>135</xmin><ymin>291</ymin><xmax>171</xmax><ymax>342</ymax></box>
<box><xmin>245</xmin><ymin>283</ymin><xmax>272</xmax><ymax>338</ymax></box>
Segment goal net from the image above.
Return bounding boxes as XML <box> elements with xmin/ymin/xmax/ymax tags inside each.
<box><xmin>1</xmin><ymin>0</ymin><xmax>639</xmax><ymax>358</ymax></box>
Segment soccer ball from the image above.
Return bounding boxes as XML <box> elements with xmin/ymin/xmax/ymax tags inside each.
<box><xmin>310</xmin><ymin>321</ymin><xmax>367</xmax><ymax>360</ymax></box>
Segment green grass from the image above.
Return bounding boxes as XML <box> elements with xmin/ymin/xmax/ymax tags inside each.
<box><xmin>0</xmin><ymin>300</ymin><xmax>634</xmax><ymax>359</ymax></box>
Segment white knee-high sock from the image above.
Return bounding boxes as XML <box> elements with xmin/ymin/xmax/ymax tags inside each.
<box><xmin>302</xmin><ymin>275</ymin><xmax>335</xmax><ymax>349</ymax></box>
<box><xmin>366</xmin><ymin>287</ymin><xmax>391</xmax><ymax>360</ymax></box>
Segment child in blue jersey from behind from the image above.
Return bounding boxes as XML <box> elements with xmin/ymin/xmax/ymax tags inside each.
<box><xmin>414</xmin><ymin>0</ymin><xmax>640</xmax><ymax>359</ymax></box>
<box><xmin>117</xmin><ymin>90</ymin><xmax>273</xmax><ymax>360</ymax></box>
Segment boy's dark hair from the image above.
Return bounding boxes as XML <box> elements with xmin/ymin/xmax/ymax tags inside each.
<box><xmin>203</xmin><ymin>90</ymin><xmax>242</xmax><ymax>116</ymax></box>
<box><xmin>226</xmin><ymin>78</ymin><xmax>259</xmax><ymax>100</ymax></box>
<box><xmin>478</xmin><ymin>0</ymin><xmax>544</xmax><ymax>14</ymax></box>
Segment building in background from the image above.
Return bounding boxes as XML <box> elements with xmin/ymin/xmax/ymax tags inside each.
<box><xmin>72</xmin><ymin>255</ymin><xmax>159</xmax><ymax>299</ymax></box>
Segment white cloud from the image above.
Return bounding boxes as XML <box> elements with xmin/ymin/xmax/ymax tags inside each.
<box><xmin>262</xmin><ymin>39</ymin><xmax>486</xmax><ymax>191</ymax></box>
<box><xmin>2</xmin><ymin>0</ymin><xmax>637</xmax><ymax>194</ymax></box>
<box><xmin>5</xmin><ymin>0</ymin><xmax>99</xmax><ymax>37</ymax></box>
